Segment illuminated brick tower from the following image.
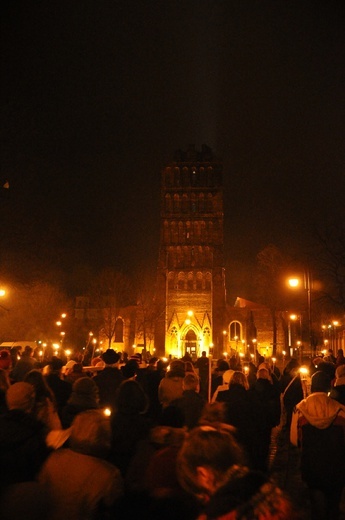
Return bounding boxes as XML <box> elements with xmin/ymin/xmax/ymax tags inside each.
<box><xmin>155</xmin><ymin>144</ymin><xmax>226</xmax><ymax>358</ymax></box>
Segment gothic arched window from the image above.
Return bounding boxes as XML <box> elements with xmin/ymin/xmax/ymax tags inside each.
<box><xmin>230</xmin><ymin>321</ymin><xmax>242</xmax><ymax>341</ymax></box>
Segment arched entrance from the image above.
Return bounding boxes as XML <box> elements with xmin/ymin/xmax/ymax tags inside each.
<box><xmin>184</xmin><ymin>329</ymin><xmax>197</xmax><ymax>357</ymax></box>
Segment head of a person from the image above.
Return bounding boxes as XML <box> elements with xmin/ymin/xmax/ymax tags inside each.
<box><xmin>335</xmin><ymin>364</ymin><xmax>345</xmax><ymax>387</ymax></box>
<box><xmin>311</xmin><ymin>371</ymin><xmax>332</xmax><ymax>393</ymax></box>
<box><xmin>284</xmin><ymin>358</ymin><xmax>300</xmax><ymax>377</ymax></box>
<box><xmin>148</xmin><ymin>356</ymin><xmax>158</xmax><ymax>368</ymax></box>
<box><xmin>6</xmin><ymin>382</ymin><xmax>35</xmax><ymax>412</ymax></box>
<box><xmin>229</xmin><ymin>356</ymin><xmax>239</xmax><ymax>371</ymax></box>
<box><xmin>198</xmin><ymin>402</ymin><xmax>227</xmax><ymax>426</ymax></box>
<box><xmin>177</xmin><ymin>425</ymin><xmax>245</xmax><ymax>499</ymax></box>
<box><xmin>167</xmin><ymin>359</ymin><xmax>185</xmax><ymax>378</ymax></box>
<box><xmin>102</xmin><ymin>349</ymin><xmax>120</xmax><ymax>366</ymax></box>
<box><xmin>24</xmin><ymin>369</ymin><xmax>51</xmax><ymax>400</ymax></box>
<box><xmin>70</xmin><ymin>377</ymin><xmax>99</xmax><ymax>404</ymax></box>
<box><xmin>184</xmin><ymin>361</ymin><xmax>195</xmax><ymax>374</ymax></box>
<box><xmin>49</xmin><ymin>356</ymin><xmax>64</xmax><ymax>374</ymax></box>
<box><xmin>0</xmin><ymin>349</ymin><xmax>12</xmax><ymax>370</ymax></box>
<box><xmin>183</xmin><ymin>373</ymin><xmax>199</xmax><ymax>392</ymax></box>
<box><xmin>122</xmin><ymin>359</ymin><xmax>139</xmax><ymax>379</ymax></box>
<box><xmin>23</xmin><ymin>346</ymin><xmax>33</xmax><ymax>357</ymax></box>
<box><xmin>229</xmin><ymin>370</ymin><xmax>249</xmax><ymax>390</ymax></box>
<box><xmin>69</xmin><ymin>409</ymin><xmax>111</xmax><ymax>458</ymax></box>
<box><xmin>257</xmin><ymin>367</ymin><xmax>271</xmax><ymax>381</ymax></box>
<box><xmin>115</xmin><ymin>379</ymin><xmax>148</xmax><ymax>415</ymax></box>
<box><xmin>216</xmin><ymin>360</ymin><xmax>229</xmax><ymax>373</ymax></box>
<box><xmin>64</xmin><ymin>359</ymin><xmax>77</xmax><ymax>375</ymax></box>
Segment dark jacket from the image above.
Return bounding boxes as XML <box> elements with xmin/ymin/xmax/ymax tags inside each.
<box><xmin>252</xmin><ymin>378</ymin><xmax>281</xmax><ymax>428</ymax></box>
<box><xmin>330</xmin><ymin>384</ymin><xmax>345</xmax><ymax>405</ymax></box>
<box><xmin>171</xmin><ymin>390</ymin><xmax>206</xmax><ymax>429</ymax></box>
<box><xmin>93</xmin><ymin>366</ymin><xmax>124</xmax><ymax>410</ymax></box>
<box><xmin>0</xmin><ymin>410</ymin><xmax>50</xmax><ymax>490</ymax></box>
<box><xmin>217</xmin><ymin>384</ymin><xmax>267</xmax><ymax>471</ymax></box>
<box><xmin>60</xmin><ymin>396</ymin><xmax>99</xmax><ymax>429</ymax></box>
<box><xmin>45</xmin><ymin>373</ymin><xmax>72</xmax><ymax>418</ymax></box>
<box><xmin>200</xmin><ymin>470</ymin><xmax>294</xmax><ymax>519</ymax></box>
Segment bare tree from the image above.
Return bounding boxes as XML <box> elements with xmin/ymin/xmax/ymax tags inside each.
<box><xmin>133</xmin><ymin>270</ymin><xmax>158</xmax><ymax>356</ymax></box>
<box><xmin>313</xmin><ymin>221</ymin><xmax>345</xmax><ymax>311</ymax></box>
<box><xmin>90</xmin><ymin>269</ymin><xmax>135</xmax><ymax>349</ymax></box>
<box><xmin>0</xmin><ymin>281</ymin><xmax>71</xmax><ymax>343</ymax></box>
<box><xmin>254</xmin><ymin>245</ymin><xmax>291</xmax><ymax>355</ymax></box>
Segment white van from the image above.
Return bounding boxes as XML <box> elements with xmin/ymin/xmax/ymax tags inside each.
<box><xmin>0</xmin><ymin>341</ymin><xmax>38</xmax><ymax>350</ymax></box>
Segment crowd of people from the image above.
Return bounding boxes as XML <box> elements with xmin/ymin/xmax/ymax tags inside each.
<box><xmin>0</xmin><ymin>344</ymin><xmax>344</xmax><ymax>519</ymax></box>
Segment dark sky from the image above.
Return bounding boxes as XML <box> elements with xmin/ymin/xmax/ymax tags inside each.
<box><xmin>2</xmin><ymin>1</ymin><xmax>345</xmax><ymax>296</ymax></box>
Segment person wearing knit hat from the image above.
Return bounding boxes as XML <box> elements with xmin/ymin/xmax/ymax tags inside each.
<box><xmin>6</xmin><ymin>381</ymin><xmax>35</xmax><ymax>412</ymax></box>
<box><xmin>60</xmin><ymin>377</ymin><xmax>100</xmax><ymax>429</ymax></box>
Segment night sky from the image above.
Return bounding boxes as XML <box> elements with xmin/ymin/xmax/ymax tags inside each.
<box><xmin>2</xmin><ymin>1</ymin><xmax>345</xmax><ymax>298</ymax></box>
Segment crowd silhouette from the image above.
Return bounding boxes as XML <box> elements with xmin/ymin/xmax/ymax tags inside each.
<box><xmin>0</xmin><ymin>345</ymin><xmax>344</xmax><ymax>519</ymax></box>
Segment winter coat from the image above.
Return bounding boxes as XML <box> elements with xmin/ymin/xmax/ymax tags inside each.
<box><xmin>0</xmin><ymin>409</ymin><xmax>50</xmax><ymax>490</ymax></box>
<box><xmin>330</xmin><ymin>384</ymin><xmax>345</xmax><ymax>405</ymax></box>
<box><xmin>252</xmin><ymin>378</ymin><xmax>281</xmax><ymax>428</ymax></box>
<box><xmin>93</xmin><ymin>366</ymin><xmax>124</xmax><ymax>410</ymax></box>
<box><xmin>197</xmin><ymin>469</ymin><xmax>295</xmax><ymax>520</ymax></box>
<box><xmin>38</xmin><ymin>448</ymin><xmax>123</xmax><ymax>520</ymax></box>
<box><xmin>290</xmin><ymin>392</ymin><xmax>345</xmax><ymax>491</ymax></box>
<box><xmin>125</xmin><ymin>424</ymin><xmax>186</xmax><ymax>493</ymax></box>
<box><xmin>216</xmin><ymin>384</ymin><xmax>269</xmax><ymax>472</ymax></box>
<box><xmin>158</xmin><ymin>375</ymin><xmax>184</xmax><ymax>409</ymax></box>
<box><xmin>60</xmin><ymin>395</ymin><xmax>99</xmax><ymax>429</ymax></box>
<box><xmin>34</xmin><ymin>396</ymin><xmax>62</xmax><ymax>433</ymax></box>
<box><xmin>45</xmin><ymin>374</ymin><xmax>72</xmax><ymax>417</ymax></box>
<box><xmin>171</xmin><ymin>390</ymin><xmax>206</xmax><ymax>429</ymax></box>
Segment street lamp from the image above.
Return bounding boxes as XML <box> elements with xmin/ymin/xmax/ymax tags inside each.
<box><xmin>332</xmin><ymin>320</ymin><xmax>339</xmax><ymax>353</ymax></box>
<box><xmin>288</xmin><ymin>270</ymin><xmax>313</xmax><ymax>355</ymax></box>
<box><xmin>0</xmin><ymin>288</ymin><xmax>9</xmax><ymax>312</ymax></box>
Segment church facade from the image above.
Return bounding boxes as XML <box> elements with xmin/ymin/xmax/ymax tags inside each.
<box><xmin>75</xmin><ymin>145</ymin><xmax>287</xmax><ymax>361</ymax></box>
<box><xmin>153</xmin><ymin>145</ymin><xmax>285</xmax><ymax>360</ymax></box>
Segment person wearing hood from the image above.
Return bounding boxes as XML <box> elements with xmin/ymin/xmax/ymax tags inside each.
<box><xmin>290</xmin><ymin>370</ymin><xmax>345</xmax><ymax>520</ymax></box>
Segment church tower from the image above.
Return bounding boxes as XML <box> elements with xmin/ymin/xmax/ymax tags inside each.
<box><xmin>155</xmin><ymin>145</ymin><xmax>226</xmax><ymax>359</ymax></box>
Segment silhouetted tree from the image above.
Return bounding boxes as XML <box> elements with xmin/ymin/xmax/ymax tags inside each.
<box><xmin>254</xmin><ymin>245</ymin><xmax>291</xmax><ymax>356</ymax></box>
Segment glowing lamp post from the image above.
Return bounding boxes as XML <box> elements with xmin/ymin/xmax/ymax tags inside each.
<box><xmin>0</xmin><ymin>288</ymin><xmax>9</xmax><ymax>311</ymax></box>
<box><xmin>288</xmin><ymin>270</ymin><xmax>313</xmax><ymax>355</ymax></box>
<box><xmin>332</xmin><ymin>321</ymin><xmax>339</xmax><ymax>353</ymax></box>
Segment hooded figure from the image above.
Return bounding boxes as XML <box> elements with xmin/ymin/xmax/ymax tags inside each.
<box><xmin>290</xmin><ymin>371</ymin><xmax>345</xmax><ymax>520</ymax></box>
